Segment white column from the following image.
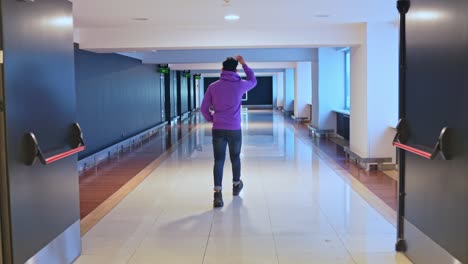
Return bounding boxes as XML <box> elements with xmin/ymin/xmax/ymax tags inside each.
<box><xmin>366</xmin><ymin>22</ymin><xmax>398</xmax><ymax>160</ymax></box>
<box><xmin>294</xmin><ymin>62</ymin><xmax>312</xmax><ymax>118</ymax></box>
<box><xmin>284</xmin><ymin>68</ymin><xmax>295</xmax><ymax>112</ymax></box>
<box><xmin>276</xmin><ymin>72</ymin><xmax>285</xmax><ymax>108</ymax></box>
<box><xmin>195</xmin><ymin>79</ymin><xmax>201</xmax><ymax>109</ymax></box>
<box><xmin>199</xmin><ymin>78</ymin><xmax>205</xmax><ymax>107</ymax></box>
<box><xmin>350</xmin><ymin>43</ymin><xmax>368</xmax><ymax>157</ymax></box>
<box><xmin>350</xmin><ymin>22</ymin><xmax>398</xmax><ymax>161</ymax></box>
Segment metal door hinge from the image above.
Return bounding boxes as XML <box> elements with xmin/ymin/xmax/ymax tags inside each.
<box><xmin>0</xmin><ymin>50</ymin><xmax>3</xmax><ymax>64</ymax></box>
<box><xmin>0</xmin><ymin>101</ymin><xmax>4</xmax><ymax>112</ymax></box>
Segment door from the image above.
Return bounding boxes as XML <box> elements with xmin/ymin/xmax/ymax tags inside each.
<box><xmin>172</xmin><ymin>71</ymin><xmax>178</xmax><ymax>119</ymax></box>
<box><xmin>193</xmin><ymin>78</ymin><xmax>197</xmax><ymax>110</ymax></box>
<box><xmin>1</xmin><ymin>0</ymin><xmax>81</xmax><ymax>263</ymax></box>
<box><xmin>1</xmin><ymin>23</ymin><xmax>8</xmax><ymax>264</ymax></box>
<box><xmin>187</xmin><ymin>76</ymin><xmax>192</xmax><ymax>111</ymax></box>
<box><xmin>160</xmin><ymin>74</ymin><xmax>165</xmax><ymax>122</ymax></box>
<box><xmin>401</xmin><ymin>0</ymin><xmax>468</xmax><ymax>263</ymax></box>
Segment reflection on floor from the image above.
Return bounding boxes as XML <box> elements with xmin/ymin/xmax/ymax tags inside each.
<box><xmin>293</xmin><ymin>123</ymin><xmax>398</xmax><ymax>211</ymax></box>
<box><xmin>76</xmin><ymin>110</ymin><xmax>411</xmax><ymax>264</ymax></box>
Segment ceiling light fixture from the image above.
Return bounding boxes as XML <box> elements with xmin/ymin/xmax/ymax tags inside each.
<box><xmin>314</xmin><ymin>14</ymin><xmax>330</xmax><ymax>18</ymax></box>
<box><xmin>224</xmin><ymin>14</ymin><xmax>240</xmax><ymax>21</ymax></box>
<box><xmin>223</xmin><ymin>0</ymin><xmax>239</xmax><ymax>22</ymax></box>
<box><xmin>132</xmin><ymin>18</ymin><xmax>149</xmax><ymax>21</ymax></box>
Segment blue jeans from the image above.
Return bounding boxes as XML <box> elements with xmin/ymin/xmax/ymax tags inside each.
<box><xmin>212</xmin><ymin>129</ymin><xmax>242</xmax><ymax>189</ymax></box>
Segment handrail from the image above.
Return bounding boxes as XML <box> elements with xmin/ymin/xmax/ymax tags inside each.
<box><xmin>44</xmin><ymin>146</ymin><xmax>86</xmax><ymax>165</ymax></box>
<box><xmin>393</xmin><ymin>142</ymin><xmax>432</xmax><ymax>159</ymax></box>
<box><xmin>25</xmin><ymin>123</ymin><xmax>85</xmax><ymax>165</ymax></box>
<box><xmin>392</xmin><ymin>119</ymin><xmax>449</xmax><ymax>160</ymax></box>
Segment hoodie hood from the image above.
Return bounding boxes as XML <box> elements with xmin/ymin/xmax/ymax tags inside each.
<box><xmin>220</xmin><ymin>70</ymin><xmax>241</xmax><ymax>82</ymax></box>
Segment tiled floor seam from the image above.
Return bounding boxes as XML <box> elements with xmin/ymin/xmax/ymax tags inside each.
<box><xmin>317</xmin><ymin>198</ymin><xmax>359</xmax><ymax>264</ymax></box>
<box><xmin>201</xmin><ymin>201</ymin><xmax>216</xmax><ymax>264</ymax></box>
<box><xmin>264</xmin><ymin>177</ymin><xmax>281</xmax><ymax>264</ymax></box>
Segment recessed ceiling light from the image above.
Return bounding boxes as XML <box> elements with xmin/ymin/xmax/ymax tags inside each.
<box><xmin>132</xmin><ymin>18</ymin><xmax>149</xmax><ymax>21</ymax></box>
<box><xmin>315</xmin><ymin>14</ymin><xmax>330</xmax><ymax>18</ymax></box>
<box><xmin>224</xmin><ymin>15</ymin><xmax>240</xmax><ymax>21</ymax></box>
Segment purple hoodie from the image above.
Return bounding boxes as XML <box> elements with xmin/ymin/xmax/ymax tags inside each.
<box><xmin>201</xmin><ymin>63</ymin><xmax>257</xmax><ymax>130</ymax></box>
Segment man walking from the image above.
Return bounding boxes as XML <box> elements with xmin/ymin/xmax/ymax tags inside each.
<box><xmin>201</xmin><ymin>55</ymin><xmax>257</xmax><ymax>207</ymax></box>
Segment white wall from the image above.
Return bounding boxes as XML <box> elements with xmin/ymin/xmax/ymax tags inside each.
<box><xmin>366</xmin><ymin>22</ymin><xmax>398</xmax><ymax>161</ymax></box>
<box><xmin>316</xmin><ymin>48</ymin><xmax>346</xmax><ymax>130</ymax></box>
<box><xmin>294</xmin><ymin>62</ymin><xmax>312</xmax><ymax>118</ymax></box>
<box><xmin>141</xmin><ymin>48</ymin><xmax>317</xmax><ymax>64</ymax></box>
<box><xmin>312</xmin><ymin>63</ymin><xmax>319</xmax><ymax>127</ymax></box>
<box><xmin>277</xmin><ymin>72</ymin><xmax>285</xmax><ymax>108</ymax></box>
<box><xmin>284</xmin><ymin>68</ymin><xmax>295</xmax><ymax>111</ymax></box>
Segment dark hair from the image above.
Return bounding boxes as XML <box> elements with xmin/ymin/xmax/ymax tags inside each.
<box><xmin>222</xmin><ymin>57</ymin><xmax>238</xmax><ymax>72</ymax></box>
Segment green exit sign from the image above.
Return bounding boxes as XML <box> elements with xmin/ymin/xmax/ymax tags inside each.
<box><xmin>157</xmin><ymin>68</ymin><xmax>170</xmax><ymax>74</ymax></box>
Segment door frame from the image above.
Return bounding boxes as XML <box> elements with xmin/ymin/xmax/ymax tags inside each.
<box><xmin>159</xmin><ymin>74</ymin><xmax>165</xmax><ymax>122</ymax></box>
<box><xmin>0</xmin><ymin>29</ymin><xmax>12</xmax><ymax>264</ymax></box>
<box><xmin>176</xmin><ymin>71</ymin><xmax>181</xmax><ymax>117</ymax></box>
<box><xmin>164</xmin><ymin>72</ymin><xmax>171</xmax><ymax>122</ymax></box>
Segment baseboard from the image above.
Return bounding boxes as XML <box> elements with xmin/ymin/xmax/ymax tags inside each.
<box><xmin>405</xmin><ymin>219</ymin><xmax>463</xmax><ymax>264</ymax></box>
<box><xmin>25</xmin><ymin>220</ymin><xmax>81</xmax><ymax>264</ymax></box>
<box><xmin>307</xmin><ymin>125</ymin><xmax>335</xmax><ymax>138</ymax></box>
<box><xmin>281</xmin><ymin>109</ymin><xmax>293</xmax><ymax>116</ymax></box>
<box><xmin>291</xmin><ymin>115</ymin><xmax>309</xmax><ymax>122</ymax></box>
<box><xmin>242</xmin><ymin>105</ymin><xmax>273</xmax><ymax>109</ymax></box>
<box><xmin>77</xmin><ymin>122</ymin><xmax>168</xmax><ymax>173</ymax></box>
<box><xmin>343</xmin><ymin>147</ymin><xmax>395</xmax><ymax>171</ymax></box>
<box><xmin>329</xmin><ymin>135</ymin><xmax>349</xmax><ymax>147</ymax></box>
<box><xmin>181</xmin><ymin>112</ymin><xmax>191</xmax><ymax>120</ymax></box>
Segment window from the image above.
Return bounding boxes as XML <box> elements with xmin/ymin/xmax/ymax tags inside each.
<box><xmin>344</xmin><ymin>49</ymin><xmax>351</xmax><ymax>110</ymax></box>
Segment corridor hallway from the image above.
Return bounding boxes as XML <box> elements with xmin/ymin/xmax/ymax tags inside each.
<box><xmin>74</xmin><ymin>110</ymin><xmax>411</xmax><ymax>264</ymax></box>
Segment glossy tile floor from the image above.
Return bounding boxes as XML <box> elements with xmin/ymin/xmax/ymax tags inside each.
<box><xmin>79</xmin><ymin>119</ymin><xmax>197</xmax><ymax>219</ymax></box>
<box><xmin>74</xmin><ymin>110</ymin><xmax>412</xmax><ymax>264</ymax></box>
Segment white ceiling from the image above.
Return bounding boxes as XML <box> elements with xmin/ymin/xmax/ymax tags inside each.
<box><xmin>74</xmin><ymin>0</ymin><xmax>397</xmax><ymax>29</ymax></box>
<box><xmin>73</xmin><ymin>0</ymin><xmax>397</xmax><ymax>67</ymax></box>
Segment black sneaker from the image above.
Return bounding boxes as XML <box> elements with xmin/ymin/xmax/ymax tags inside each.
<box><xmin>233</xmin><ymin>180</ymin><xmax>244</xmax><ymax>196</ymax></box>
<box><xmin>213</xmin><ymin>191</ymin><xmax>224</xmax><ymax>208</ymax></box>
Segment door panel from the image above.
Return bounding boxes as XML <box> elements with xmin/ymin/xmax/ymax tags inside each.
<box><xmin>404</xmin><ymin>0</ymin><xmax>468</xmax><ymax>262</ymax></box>
<box><xmin>0</xmin><ymin>39</ymin><xmax>7</xmax><ymax>264</ymax></box>
<box><xmin>1</xmin><ymin>0</ymin><xmax>80</xmax><ymax>263</ymax></box>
